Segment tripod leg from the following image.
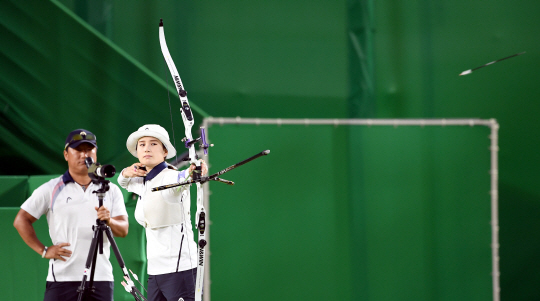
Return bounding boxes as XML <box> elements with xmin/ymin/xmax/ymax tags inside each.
<box><xmin>88</xmin><ymin>228</ymin><xmax>102</xmax><ymax>296</ymax></box>
<box><xmin>77</xmin><ymin>222</ymin><xmax>102</xmax><ymax>301</ymax></box>
<box><xmin>104</xmin><ymin>227</ymin><xmax>147</xmax><ymax>300</ymax></box>
<box><xmin>104</xmin><ymin>227</ymin><xmax>129</xmax><ymax>278</ymax></box>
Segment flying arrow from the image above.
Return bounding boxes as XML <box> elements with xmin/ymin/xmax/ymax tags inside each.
<box><xmin>459</xmin><ymin>51</ymin><xmax>526</xmax><ymax>76</ymax></box>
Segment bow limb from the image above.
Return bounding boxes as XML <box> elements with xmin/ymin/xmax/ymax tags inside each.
<box><xmin>159</xmin><ymin>19</ymin><xmax>206</xmax><ymax>301</ymax></box>
<box><xmin>158</xmin><ymin>20</ymin><xmax>195</xmax><ymax>157</ymax></box>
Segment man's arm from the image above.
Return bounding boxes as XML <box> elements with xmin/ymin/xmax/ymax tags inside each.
<box><xmin>13</xmin><ymin>209</ymin><xmax>42</xmax><ymax>254</ymax></box>
<box><xmin>13</xmin><ymin>209</ymin><xmax>72</xmax><ymax>261</ymax></box>
<box><xmin>109</xmin><ymin>215</ymin><xmax>129</xmax><ymax>237</ymax></box>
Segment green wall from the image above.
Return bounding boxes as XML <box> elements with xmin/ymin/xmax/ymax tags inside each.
<box><xmin>206</xmin><ymin>125</ymin><xmax>352</xmax><ymax>300</ymax></box>
<box><xmin>373</xmin><ymin>1</ymin><xmax>540</xmax><ymax>300</ymax></box>
<box><xmin>202</xmin><ymin>123</ymin><xmax>492</xmax><ymax>301</ymax></box>
<box><xmin>2</xmin><ymin>0</ymin><xmax>540</xmax><ymax>300</ymax></box>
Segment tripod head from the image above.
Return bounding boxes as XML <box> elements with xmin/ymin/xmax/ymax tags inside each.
<box><xmin>85</xmin><ymin>157</ymin><xmax>115</xmax><ymax>200</ymax></box>
<box><xmin>85</xmin><ymin>157</ymin><xmax>115</xmax><ymax>182</ymax></box>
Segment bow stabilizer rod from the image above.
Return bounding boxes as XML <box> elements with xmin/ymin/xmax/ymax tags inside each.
<box><xmin>152</xmin><ymin>150</ymin><xmax>270</xmax><ymax>191</ymax></box>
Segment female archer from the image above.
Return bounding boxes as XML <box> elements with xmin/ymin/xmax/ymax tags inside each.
<box><xmin>117</xmin><ymin>124</ymin><xmax>207</xmax><ymax>301</ymax></box>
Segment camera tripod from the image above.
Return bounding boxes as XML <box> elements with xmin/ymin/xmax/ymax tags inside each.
<box><xmin>76</xmin><ymin>178</ymin><xmax>145</xmax><ymax>301</ymax></box>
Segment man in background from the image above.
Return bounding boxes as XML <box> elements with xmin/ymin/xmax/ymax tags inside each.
<box><xmin>13</xmin><ymin>129</ymin><xmax>129</xmax><ymax>301</ymax></box>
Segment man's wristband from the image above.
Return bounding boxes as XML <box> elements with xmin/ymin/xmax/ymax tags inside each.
<box><xmin>41</xmin><ymin>246</ymin><xmax>48</xmax><ymax>258</ymax></box>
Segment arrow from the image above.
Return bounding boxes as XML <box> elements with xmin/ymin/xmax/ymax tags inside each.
<box><xmin>459</xmin><ymin>51</ymin><xmax>526</xmax><ymax>76</ymax></box>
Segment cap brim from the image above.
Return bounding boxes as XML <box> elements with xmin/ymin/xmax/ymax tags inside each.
<box><xmin>68</xmin><ymin>140</ymin><xmax>98</xmax><ymax>150</ymax></box>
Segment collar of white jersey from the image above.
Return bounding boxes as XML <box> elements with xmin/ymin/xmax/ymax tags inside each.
<box><xmin>62</xmin><ymin>170</ymin><xmax>76</xmax><ymax>184</ymax></box>
<box><xmin>143</xmin><ymin>162</ymin><xmax>168</xmax><ymax>183</ymax></box>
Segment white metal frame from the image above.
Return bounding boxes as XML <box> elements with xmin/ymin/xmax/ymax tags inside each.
<box><xmin>201</xmin><ymin>117</ymin><xmax>500</xmax><ymax>301</ymax></box>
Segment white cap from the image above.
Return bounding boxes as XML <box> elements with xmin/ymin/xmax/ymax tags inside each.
<box><xmin>126</xmin><ymin>124</ymin><xmax>176</xmax><ymax>159</ymax></box>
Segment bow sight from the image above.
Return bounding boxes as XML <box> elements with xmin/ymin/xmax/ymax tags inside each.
<box><xmin>180</xmin><ymin>128</ymin><xmax>212</xmax><ymax>161</ymax></box>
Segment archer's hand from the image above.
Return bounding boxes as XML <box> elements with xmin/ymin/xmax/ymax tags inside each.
<box><xmin>45</xmin><ymin>243</ymin><xmax>72</xmax><ymax>261</ymax></box>
<box><xmin>188</xmin><ymin>160</ymin><xmax>208</xmax><ymax>177</ymax></box>
<box><xmin>122</xmin><ymin>163</ymin><xmax>148</xmax><ymax>178</ymax></box>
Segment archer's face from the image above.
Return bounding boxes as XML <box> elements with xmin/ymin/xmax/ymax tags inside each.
<box><xmin>136</xmin><ymin>137</ymin><xmax>168</xmax><ymax>170</ymax></box>
<box><xmin>64</xmin><ymin>143</ymin><xmax>97</xmax><ymax>174</ymax></box>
